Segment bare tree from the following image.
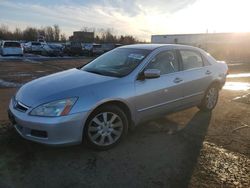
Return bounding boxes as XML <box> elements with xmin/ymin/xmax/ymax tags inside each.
<box><xmin>23</xmin><ymin>27</ymin><xmax>37</xmax><ymax>41</ymax></box>
<box><xmin>60</xmin><ymin>33</ymin><xmax>67</xmax><ymax>42</ymax></box>
<box><xmin>45</xmin><ymin>26</ymin><xmax>54</xmax><ymax>41</ymax></box>
<box><xmin>54</xmin><ymin>24</ymin><xmax>60</xmax><ymax>42</ymax></box>
<box><xmin>81</xmin><ymin>26</ymin><xmax>95</xmax><ymax>32</ymax></box>
<box><xmin>0</xmin><ymin>24</ymin><xmax>11</xmax><ymax>39</ymax></box>
<box><xmin>13</xmin><ymin>28</ymin><xmax>23</xmax><ymax>40</ymax></box>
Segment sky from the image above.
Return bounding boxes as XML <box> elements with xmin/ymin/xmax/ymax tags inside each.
<box><xmin>0</xmin><ymin>0</ymin><xmax>250</xmax><ymax>41</ymax></box>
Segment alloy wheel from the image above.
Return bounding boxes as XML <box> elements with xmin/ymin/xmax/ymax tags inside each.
<box><xmin>206</xmin><ymin>87</ymin><xmax>218</xmax><ymax>109</ymax></box>
<box><xmin>87</xmin><ymin>112</ymin><xmax>123</xmax><ymax>146</ymax></box>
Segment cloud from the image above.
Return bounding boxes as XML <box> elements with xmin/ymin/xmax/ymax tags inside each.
<box><xmin>0</xmin><ymin>0</ymin><xmax>198</xmax><ymax>41</ymax></box>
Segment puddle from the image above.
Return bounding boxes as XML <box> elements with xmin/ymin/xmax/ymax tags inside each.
<box><xmin>223</xmin><ymin>82</ymin><xmax>250</xmax><ymax>91</ymax></box>
<box><xmin>0</xmin><ymin>79</ymin><xmax>23</xmax><ymax>88</ymax></box>
<box><xmin>232</xmin><ymin>94</ymin><xmax>250</xmax><ymax>104</ymax></box>
<box><xmin>227</xmin><ymin>73</ymin><xmax>250</xmax><ymax>78</ymax></box>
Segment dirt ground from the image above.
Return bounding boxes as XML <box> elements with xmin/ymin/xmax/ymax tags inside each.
<box><xmin>0</xmin><ymin>58</ymin><xmax>249</xmax><ymax>188</ymax></box>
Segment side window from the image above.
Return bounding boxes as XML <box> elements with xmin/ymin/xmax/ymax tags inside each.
<box><xmin>146</xmin><ymin>50</ymin><xmax>179</xmax><ymax>75</ymax></box>
<box><xmin>180</xmin><ymin>50</ymin><xmax>203</xmax><ymax>70</ymax></box>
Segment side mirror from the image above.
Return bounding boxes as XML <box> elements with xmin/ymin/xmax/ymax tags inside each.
<box><xmin>144</xmin><ymin>69</ymin><xmax>161</xmax><ymax>79</ymax></box>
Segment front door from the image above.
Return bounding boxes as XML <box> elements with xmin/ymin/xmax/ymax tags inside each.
<box><xmin>134</xmin><ymin>50</ymin><xmax>184</xmax><ymax>122</ymax></box>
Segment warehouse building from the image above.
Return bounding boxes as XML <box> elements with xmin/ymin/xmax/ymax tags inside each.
<box><xmin>69</xmin><ymin>31</ymin><xmax>94</xmax><ymax>43</ymax></box>
<box><xmin>151</xmin><ymin>33</ymin><xmax>250</xmax><ymax>45</ymax></box>
<box><xmin>151</xmin><ymin>33</ymin><xmax>250</xmax><ymax>61</ymax></box>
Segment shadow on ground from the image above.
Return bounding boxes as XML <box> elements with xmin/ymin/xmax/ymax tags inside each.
<box><xmin>0</xmin><ymin>110</ymin><xmax>211</xmax><ymax>188</ymax></box>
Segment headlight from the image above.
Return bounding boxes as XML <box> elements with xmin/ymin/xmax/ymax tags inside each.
<box><xmin>30</xmin><ymin>98</ymin><xmax>77</xmax><ymax>117</ymax></box>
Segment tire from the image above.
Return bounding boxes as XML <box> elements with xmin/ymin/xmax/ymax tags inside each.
<box><xmin>84</xmin><ymin>105</ymin><xmax>128</xmax><ymax>150</ymax></box>
<box><xmin>198</xmin><ymin>84</ymin><xmax>219</xmax><ymax>111</ymax></box>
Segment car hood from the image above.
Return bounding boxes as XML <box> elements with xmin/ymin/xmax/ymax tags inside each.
<box><xmin>16</xmin><ymin>68</ymin><xmax>116</xmax><ymax>107</ymax></box>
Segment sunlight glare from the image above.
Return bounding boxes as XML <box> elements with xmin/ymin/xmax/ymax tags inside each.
<box><xmin>223</xmin><ymin>82</ymin><xmax>250</xmax><ymax>91</ymax></box>
<box><xmin>227</xmin><ymin>73</ymin><xmax>250</xmax><ymax>78</ymax></box>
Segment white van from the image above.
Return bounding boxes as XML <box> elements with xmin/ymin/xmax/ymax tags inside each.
<box><xmin>0</xmin><ymin>41</ymin><xmax>23</xmax><ymax>56</ymax></box>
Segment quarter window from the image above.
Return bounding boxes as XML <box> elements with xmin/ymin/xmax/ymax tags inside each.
<box><xmin>180</xmin><ymin>50</ymin><xmax>203</xmax><ymax>70</ymax></box>
<box><xmin>146</xmin><ymin>50</ymin><xmax>179</xmax><ymax>75</ymax></box>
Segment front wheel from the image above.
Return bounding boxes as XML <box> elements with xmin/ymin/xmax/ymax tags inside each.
<box><xmin>198</xmin><ymin>84</ymin><xmax>219</xmax><ymax>111</ymax></box>
<box><xmin>84</xmin><ymin>105</ymin><xmax>128</xmax><ymax>150</ymax></box>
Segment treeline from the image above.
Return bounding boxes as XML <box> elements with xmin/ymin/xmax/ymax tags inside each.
<box><xmin>82</xmin><ymin>27</ymin><xmax>143</xmax><ymax>44</ymax></box>
<box><xmin>95</xmin><ymin>33</ymin><xmax>141</xmax><ymax>44</ymax></box>
<box><xmin>0</xmin><ymin>24</ymin><xmax>66</xmax><ymax>42</ymax></box>
<box><xmin>0</xmin><ymin>24</ymin><xmax>143</xmax><ymax>44</ymax></box>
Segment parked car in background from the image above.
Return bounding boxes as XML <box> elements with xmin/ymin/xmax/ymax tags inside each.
<box><xmin>84</xmin><ymin>43</ymin><xmax>104</xmax><ymax>56</ymax></box>
<box><xmin>41</xmin><ymin>43</ymin><xmax>64</xmax><ymax>57</ymax></box>
<box><xmin>0</xmin><ymin>41</ymin><xmax>23</xmax><ymax>56</ymax></box>
<box><xmin>8</xmin><ymin>44</ymin><xmax>228</xmax><ymax>150</ymax></box>
<box><xmin>101</xmin><ymin>43</ymin><xmax>115</xmax><ymax>53</ymax></box>
<box><xmin>38</xmin><ymin>39</ymin><xmax>46</xmax><ymax>43</ymax></box>
<box><xmin>115</xmin><ymin>44</ymin><xmax>123</xmax><ymax>48</ymax></box>
<box><xmin>24</xmin><ymin>41</ymin><xmax>43</xmax><ymax>53</ymax></box>
<box><xmin>63</xmin><ymin>41</ymin><xmax>83</xmax><ymax>56</ymax></box>
<box><xmin>101</xmin><ymin>43</ymin><xmax>123</xmax><ymax>53</ymax></box>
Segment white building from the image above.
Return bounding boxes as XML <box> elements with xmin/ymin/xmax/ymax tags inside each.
<box><xmin>151</xmin><ymin>33</ymin><xmax>250</xmax><ymax>60</ymax></box>
<box><xmin>151</xmin><ymin>33</ymin><xmax>250</xmax><ymax>46</ymax></box>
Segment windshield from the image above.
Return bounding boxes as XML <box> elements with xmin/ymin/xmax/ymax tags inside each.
<box><xmin>82</xmin><ymin>48</ymin><xmax>151</xmax><ymax>77</ymax></box>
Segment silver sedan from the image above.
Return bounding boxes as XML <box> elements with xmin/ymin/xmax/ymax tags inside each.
<box><xmin>8</xmin><ymin>44</ymin><xmax>228</xmax><ymax>149</ymax></box>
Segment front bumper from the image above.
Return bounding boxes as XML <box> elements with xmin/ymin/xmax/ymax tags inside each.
<box><xmin>8</xmin><ymin>100</ymin><xmax>89</xmax><ymax>146</ymax></box>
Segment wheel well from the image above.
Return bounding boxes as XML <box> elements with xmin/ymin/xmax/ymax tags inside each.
<box><xmin>210</xmin><ymin>80</ymin><xmax>222</xmax><ymax>89</ymax></box>
<box><xmin>93</xmin><ymin>101</ymin><xmax>133</xmax><ymax>128</ymax></box>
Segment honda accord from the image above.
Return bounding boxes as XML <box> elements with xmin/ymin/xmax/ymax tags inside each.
<box><xmin>8</xmin><ymin>44</ymin><xmax>228</xmax><ymax>149</ymax></box>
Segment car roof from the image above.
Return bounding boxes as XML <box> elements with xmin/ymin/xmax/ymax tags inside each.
<box><xmin>119</xmin><ymin>44</ymin><xmax>199</xmax><ymax>51</ymax></box>
<box><xmin>3</xmin><ymin>40</ymin><xmax>20</xmax><ymax>43</ymax></box>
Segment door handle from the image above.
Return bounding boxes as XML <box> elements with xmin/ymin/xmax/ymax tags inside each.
<box><xmin>205</xmin><ymin>70</ymin><xmax>211</xmax><ymax>75</ymax></box>
<box><xmin>173</xmin><ymin>77</ymin><xmax>183</xmax><ymax>83</ymax></box>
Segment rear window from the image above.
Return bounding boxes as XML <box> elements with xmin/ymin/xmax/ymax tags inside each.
<box><xmin>31</xmin><ymin>42</ymin><xmax>41</xmax><ymax>45</ymax></box>
<box><xmin>4</xmin><ymin>42</ymin><xmax>21</xmax><ymax>48</ymax></box>
<box><xmin>93</xmin><ymin>44</ymin><xmax>101</xmax><ymax>48</ymax></box>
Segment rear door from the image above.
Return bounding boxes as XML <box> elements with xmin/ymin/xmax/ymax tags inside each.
<box><xmin>178</xmin><ymin>49</ymin><xmax>213</xmax><ymax>106</ymax></box>
<box><xmin>135</xmin><ymin>49</ymin><xmax>184</xmax><ymax>122</ymax></box>
<box><xmin>3</xmin><ymin>42</ymin><xmax>21</xmax><ymax>55</ymax></box>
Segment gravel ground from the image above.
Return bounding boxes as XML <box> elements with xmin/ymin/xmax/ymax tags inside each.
<box><xmin>0</xmin><ymin>58</ymin><xmax>249</xmax><ymax>188</ymax></box>
<box><xmin>190</xmin><ymin>142</ymin><xmax>250</xmax><ymax>187</ymax></box>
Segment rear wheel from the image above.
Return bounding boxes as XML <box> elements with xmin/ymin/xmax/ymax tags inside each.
<box><xmin>198</xmin><ymin>84</ymin><xmax>219</xmax><ymax>111</ymax></box>
<box><xmin>84</xmin><ymin>105</ymin><xmax>128</xmax><ymax>150</ymax></box>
